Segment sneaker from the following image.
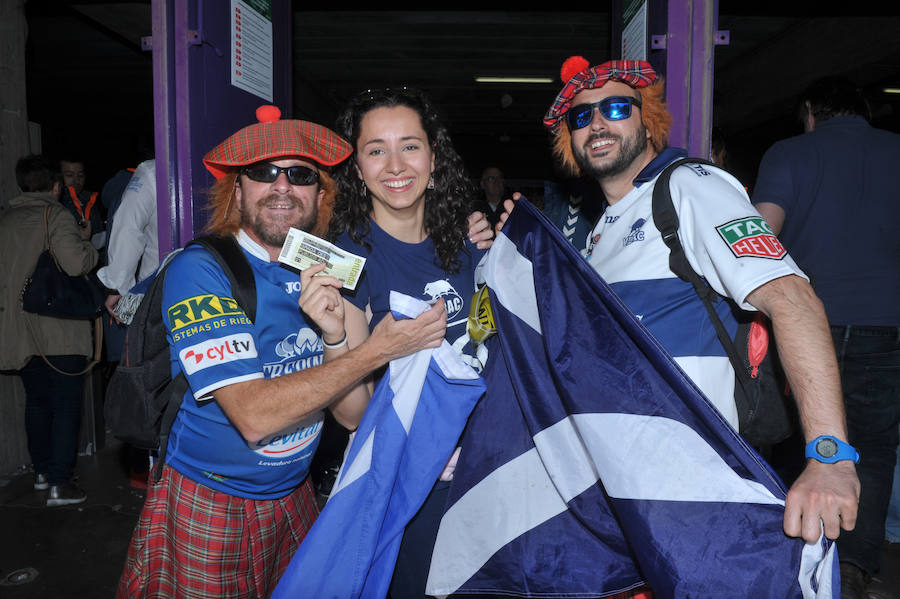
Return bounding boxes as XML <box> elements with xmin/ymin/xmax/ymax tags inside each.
<box><xmin>46</xmin><ymin>483</ymin><xmax>87</xmax><ymax>507</ymax></box>
<box><xmin>34</xmin><ymin>473</ymin><xmax>49</xmax><ymax>491</ymax></box>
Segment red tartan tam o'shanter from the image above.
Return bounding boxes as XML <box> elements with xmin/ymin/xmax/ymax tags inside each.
<box><xmin>203</xmin><ymin>105</ymin><xmax>353</xmax><ymax>179</ymax></box>
<box><xmin>543</xmin><ymin>57</ymin><xmax>658</xmax><ymax>130</ymax></box>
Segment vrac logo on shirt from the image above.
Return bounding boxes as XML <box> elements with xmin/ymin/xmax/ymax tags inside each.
<box><xmin>424</xmin><ymin>279</ymin><xmax>464</xmax><ymax>323</ymax></box>
<box><xmin>179</xmin><ymin>333</ymin><xmax>257</xmax><ymax>374</ymax></box>
<box><xmin>622</xmin><ymin>218</ymin><xmax>647</xmax><ymax>247</ymax></box>
<box><xmin>716</xmin><ymin>216</ymin><xmax>786</xmax><ymax>260</ymax></box>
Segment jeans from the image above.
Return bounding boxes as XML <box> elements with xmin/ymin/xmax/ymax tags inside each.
<box><xmin>19</xmin><ymin>355</ymin><xmax>86</xmax><ymax>486</ymax></box>
<box><xmin>831</xmin><ymin>325</ymin><xmax>900</xmax><ymax>575</ymax></box>
<box><xmin>886</xmin><ymin>425</ymin><xmax>900</xmax><ymax>543</ymax></box>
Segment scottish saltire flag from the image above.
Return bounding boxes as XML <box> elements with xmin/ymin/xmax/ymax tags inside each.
<box><xmin>271</xmin><ymin>292</ymin><xmax>485</xmax><ymax>599</ymax></box>
<box><xmin>425</xmin><ymin>199</ymin><xmax>836</xmax><ymax>599</ymax></box>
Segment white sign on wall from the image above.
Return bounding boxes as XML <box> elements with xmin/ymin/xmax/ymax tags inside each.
<box><xmin>230</xmin><ymin>0</ymin><xmax>273</xmax><ymax>102</ymax></box>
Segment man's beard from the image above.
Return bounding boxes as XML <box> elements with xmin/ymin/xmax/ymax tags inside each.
<box><xmin>244</xmin><ymin>193</ymin><xmax>318</xmax><ymax>247</ymax></box>
<box><xmin>573</xmin><ymin>124</ymin><xmax>649</xmax><ymax>180</ymax></box>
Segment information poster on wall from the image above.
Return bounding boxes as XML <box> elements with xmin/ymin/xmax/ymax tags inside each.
<box><xmin>622</xmin><ymin>0</ymin><xmax>648</xmax><ymax>61</ymax></box>
<box><xmin>230</xmin><ymin>0</ymin><xmax>273</xmax><ymax>102</ymax></box>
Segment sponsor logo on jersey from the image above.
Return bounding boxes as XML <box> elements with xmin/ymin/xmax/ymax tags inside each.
<box><xmin>424</xmin><ymin>279</ymin><xmax>464</xmax><ymax>323</ymax></box>
<box><xmin>168</xmin><ymin>294</ymin><xmax>244</xmax><ymax>331</ymax></box>
<box><xmin>716</xmin><ymin>216</ymin><xmax>786</xmax><ymax>260</ymax></box>
<box><xmin>252</xmin><ymin>416</ymin><xmax>323</xmax><ymax>458</ymax></box>
<box><xmin>263</xmin><ymin>327</ymin><xmax>323</xmax><ymax>377</ymax></box>
<box><xmin>623</xmin><ymin>218</ymin><xmax>647</xmax><ymax>247</ymax></box>
<box><xmin>179</xmin><ymin>333</ymin><xmax>257</xmax><ymax>374</ymax></box>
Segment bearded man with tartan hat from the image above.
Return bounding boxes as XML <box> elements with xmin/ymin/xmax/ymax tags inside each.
<box><xmin>116</xmin><ymin>106</ymin><xmax>450</xmax><ymax>599</ymax></box>
<box><xmin>507</xmin><ymin>55</ymin><xmax>860</xmax><ymax>559</ymax></box>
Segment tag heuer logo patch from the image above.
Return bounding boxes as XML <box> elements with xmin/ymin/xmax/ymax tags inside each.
<box><xmin>716</xmin><ymin>217</ymin><xmax>786</xmax><ymax>260</ymax></box>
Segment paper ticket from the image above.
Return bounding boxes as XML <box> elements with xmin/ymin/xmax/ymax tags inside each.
<box><xmin>278</xmin><ymin>228</ymin><xmax>366</xmax><ymax>290</ymax></box>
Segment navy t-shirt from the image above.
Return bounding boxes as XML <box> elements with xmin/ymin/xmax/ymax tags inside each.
<box><xmin>752</xmin><ymin>115</ymin><xmax>900</xmax><ymax>325</ymax></box>
<box><xmin>335</xmin><ymin>219</ymin><xmax>485</xmax><ymax>372</ymax></box>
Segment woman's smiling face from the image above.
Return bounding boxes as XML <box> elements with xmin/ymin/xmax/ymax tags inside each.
<box><xmin>355</xmin><ymin>105</ymin><xmax>435</xmax><ymax>218</ymax></box>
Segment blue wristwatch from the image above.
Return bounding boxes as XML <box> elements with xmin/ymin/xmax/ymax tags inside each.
<box><xmin>805</xmin><ymin>435</ymin><xmax>859</xmax><ymax>464</ymax></box>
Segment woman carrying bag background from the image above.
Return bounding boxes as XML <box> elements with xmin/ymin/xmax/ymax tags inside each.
<box><xmin>0</xmin><ymin>155</ymin><xmax>99</xmax><ymax>506</ymax></box>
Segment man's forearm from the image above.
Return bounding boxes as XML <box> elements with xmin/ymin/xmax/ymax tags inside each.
<box><xmin>213</xmin><ymin>301</ymin><xmax>447</xmax><ymax>443</ymax></box>
<box><xmin>747</xmin><ymin>274</ymin><xmax>847</xmax><ymax>440</ymax></box>
<box><xmin>214</xmin><ymin>333</ymin><xmax>395</xmax><ymax>443</ymax></box>
<box><xmin>748</xmin><ymin>274</ymin><xmax>859</xmax><ymax>541</ymax></box>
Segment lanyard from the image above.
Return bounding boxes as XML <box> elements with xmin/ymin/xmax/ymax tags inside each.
<box><xmin>67</xmin><ymin>186</ymin><xmax>98</xmax><ymax>222</ymax></box>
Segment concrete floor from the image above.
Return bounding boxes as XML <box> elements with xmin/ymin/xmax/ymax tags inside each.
<box><xmin>0</xmin><ymin>440</ymin><xmax>898</xmax><ymax>598</ymax></box>
<box><xmin>0</xmin><ymin>440</ymin><xmax>144</xmax><ymax>598</ymax></box>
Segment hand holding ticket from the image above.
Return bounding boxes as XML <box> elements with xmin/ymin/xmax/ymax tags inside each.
<box><xmin>278</xmin><ymin>228</ymin><xmax>366</xmax><ymax>290</ymax></box>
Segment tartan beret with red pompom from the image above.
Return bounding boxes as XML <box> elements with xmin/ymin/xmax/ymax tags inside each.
<box><xmin>203</xmin><ymin>105</ymin><xmax>353</xmax><ymax>179</ymax></box>
<box><xmin>543</xmin><ymin>57</ymin><xmax>658</xmax><ymax>130</ymax></box>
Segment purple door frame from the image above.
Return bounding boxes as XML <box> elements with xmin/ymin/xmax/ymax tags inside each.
<box><xmin>613</xmin><ymin>0</ymin><xmax>720</xmax><ymax>159</ymax></box>
<box><xmin>150</xmin><ymin>0</ymin><xmax>292</xmax><ymax>257</ymax></box>
<box><xmin>664</xmin><ymin>0</ymin><xmax>718</xmax><ymax>158</ymax></box>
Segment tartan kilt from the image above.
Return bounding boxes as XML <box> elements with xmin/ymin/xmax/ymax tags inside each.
<box><xmin>116</xmin><ymin>465</ymin><xmax>318</xmax><ymax>599</ymax></box>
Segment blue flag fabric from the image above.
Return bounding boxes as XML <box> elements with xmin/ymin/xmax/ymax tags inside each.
<box><xmin>271</xmin><ymin>292</ymin><xmax>485</xmax><ymax>599</ymax></box>
<box><xmin>425</xmin><ymin>200</ymin><xmax>837</xmax><ymax>599</ymax></box>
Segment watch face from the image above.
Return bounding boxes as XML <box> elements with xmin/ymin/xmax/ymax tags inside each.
<box><xmin>817</xmin><ymin>438</ymin><xmax>839</xmax><ymax>458</ymax></box>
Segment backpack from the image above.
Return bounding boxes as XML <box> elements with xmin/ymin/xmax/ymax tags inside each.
<box><xmin>104</xmin><ymin>235</ymin><xmax>257</xmax><ymax>482</ymax></box>
<box><xmin>651</xmin><ymin>157</ymin><xmax>796</xmax><ymax>448</ymax></box>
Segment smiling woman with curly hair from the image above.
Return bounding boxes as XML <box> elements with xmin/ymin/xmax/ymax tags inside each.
<box><xmin>326</xmin><ymin>86</ymin><xmax>491</xmax><ymax>597</ymax></box>
<box><xmin>328</xmin><ymin>87</ymin><xmax>477</xmax><ymax>273</ymax></box>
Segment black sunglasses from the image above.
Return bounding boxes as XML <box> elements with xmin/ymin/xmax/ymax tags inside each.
<box><xmin>242</xmin><ymin>162</ymin><xmax>319</xmax><ymax>186</ymax></box>
<box><xmin>567</xmin><ymin>96</ymin><xmax>643</xmax><ymax>130</ymax></box>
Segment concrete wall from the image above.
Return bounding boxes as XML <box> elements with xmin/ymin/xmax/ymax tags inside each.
<box><xmin>0</xmin><ymin>0</ymin><xmax>33</xmax><ymax>212</ymax></box>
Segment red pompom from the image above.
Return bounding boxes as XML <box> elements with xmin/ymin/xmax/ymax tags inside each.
<box><xmin>256</xmin><ymin>105</ymin><xmax>281</xmax><ymax>123</ymax></box>
<box><xmin>560</xmin><ymin>56</ymin><xmax>590</xmax><ymax>83</ymax></box>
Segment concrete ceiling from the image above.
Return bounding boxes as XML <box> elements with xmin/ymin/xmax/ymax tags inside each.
<box><xmin>22</xmin><ymin>2</ymin><xmax>900</xmax><ymax>189</ymax></box>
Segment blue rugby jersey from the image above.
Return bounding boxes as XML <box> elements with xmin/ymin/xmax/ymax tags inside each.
<box><xmin>162</xmin><ymin>231</ymin><xmax>324</xmax><ymax>499</ymax></box>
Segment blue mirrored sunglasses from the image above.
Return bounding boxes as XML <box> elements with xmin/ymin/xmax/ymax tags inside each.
<box><xmin>566</xmin><ymin>96</ymin><xmax>643</xmax><ymax>130</ymax></box>
<box><xmin>242</xmin><ymin>162</ymin><xmax>319</xmax><ymax>186</ymax></box>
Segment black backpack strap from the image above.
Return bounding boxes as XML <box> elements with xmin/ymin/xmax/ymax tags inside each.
<box><xmin>152</xmin><ymin>235</ymin><xmax>257</xmax><ymax>482</ymax></box>
<box><xmin>151</xmin><ymin>373</ymin><xmax>189</xmax><ymax>483</ymax></box>
<box><xmin>188</xmin><ymin>235</ymin><xmax>257</xmax><ymax>323</ymax></box>
<box><xmin>650</xmin><ymin>158</ymin><xmax>754</xmax><ymax>394</ymax></box>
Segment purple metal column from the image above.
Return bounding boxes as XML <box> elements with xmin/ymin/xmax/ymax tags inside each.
<box><xmin>151</xmin><ymin>0</ymin><xmax>178</xmax><ymax>256</ymax></box>
<box><xmin>665</xmin><ymin>0</ymin><xmax>718</xmax><ymax>158</ymax></box>
<box><xmin>173</xmin><ymin>0</ymin><xmax>194</xmax><ymax>248</ymax></box>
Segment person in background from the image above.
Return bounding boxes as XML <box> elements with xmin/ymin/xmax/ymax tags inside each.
<box><xmin>753</xmin><ymin>75</ymin><xmax>900</xmax><ymax>599</ymax></box>
<box><xmin>98</xmin><ymin>158</ymin><xmax>158</xmax><ymax>319</ymax></box>
<box><xmin>0</xmin><ymin>155</ymin><xmax>98</xmax><ymax>506</ymax></box>
<box><xmin>473</xmin><ymin>166</ymin><xmax>506</xmax><ymax>229</ymax></box>
<box><xmin>97</xmin><ymin>158</ymin><xmax>158</xmax><ymax>488</ymax></box>
<box><xmin>59</xmin><ymin>157</ymin><xmax>105</xmax><ymax>250</ymax></box>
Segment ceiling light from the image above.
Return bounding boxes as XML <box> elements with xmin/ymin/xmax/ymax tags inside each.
<box><xmin>882</xmin><ymin>87</ymin><xmax>900</xmax><ymax>94</ymax></box>
<box><xmin>475</xmin><ymin>77</ymin><xmax>554</xmax><ymax>84</ymax></box>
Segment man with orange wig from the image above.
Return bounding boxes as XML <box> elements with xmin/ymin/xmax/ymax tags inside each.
<box><xmin>535</xmin><ymin>57</ymin><xmax>859</xmax><ymax>546</ymax></box>
<box><xmin>116</xmin><ymin>106</ymin><xmax>450</xmax><ymax>598</ymax></box>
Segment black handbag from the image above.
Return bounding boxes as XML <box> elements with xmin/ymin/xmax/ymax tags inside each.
<box><xmin>21</xmin><ymin>206</ymin><xmax>105</xmax><ymax>320</ymax></box>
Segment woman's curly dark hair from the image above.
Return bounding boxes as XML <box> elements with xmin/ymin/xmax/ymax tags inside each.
<box><xmin>327</xmin><ymin>87</ymin><xmax>475</xmax><ymax>274</ymax></box>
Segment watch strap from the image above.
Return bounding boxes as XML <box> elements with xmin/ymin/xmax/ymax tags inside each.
<box><xmin>805</xmin><ymin>435</ymin><xmax>860</xmax><ymax>464</ymax></box>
